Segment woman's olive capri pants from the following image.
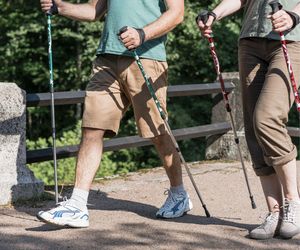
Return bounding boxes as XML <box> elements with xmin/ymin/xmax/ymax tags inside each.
<box><xmin>238</xmin><ymin>38</ymin><xmax>300</xmax><ymax>176</ymax></box>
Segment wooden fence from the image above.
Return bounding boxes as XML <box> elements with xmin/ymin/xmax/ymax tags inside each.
<box><xmin>26</xmin><ymin>83</ymin><xmax>235</xmax><ymax>163</ymax></box>
<box><xmin>26</xmin><ymin>81</ymin><xmax>300</xmax><ymax>164</ymax></box>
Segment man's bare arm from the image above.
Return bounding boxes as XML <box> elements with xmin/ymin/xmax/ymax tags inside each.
<box><xmin>293</xmin><ymin>2</ymin><xmax>300</xmax><ymax>16</ymax></box>
<box><xmin>143</xmin><ymin>0</ymin><xmax>184</xmax><ymax>41</ymax></box>
<box><xmin>40</xmin><ymin>0</ymin><xmax>107</xmax><ymax>21</ymax></box>
<box><xmin>119</xmin><ymin>0</ymin><xmax>184</xmax><ymax>50</ymax></box>
<box><xmin>197</xmin><ymin>0</ymin><xmax>245</xmax><ymax>38</ymax></box>
<box><xmin>212</xmin><ymin>0</ymin><xmax>245</xmax><ymax>21</ymax></box>
<box><xmin>271</xmin><ymin>2</ymin><xmax>300</xmax><ymax>32</ymax></box>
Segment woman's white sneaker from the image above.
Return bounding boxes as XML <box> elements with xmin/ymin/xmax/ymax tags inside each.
<box><xmin>280</xmin><ymin>199</ymin><xmax>300</xmax><ymax>239</ymax></box>
<box><xmin>249</xmin><ymin>211</ymin><xmax>280</xmax><ymax>240</ymax></box>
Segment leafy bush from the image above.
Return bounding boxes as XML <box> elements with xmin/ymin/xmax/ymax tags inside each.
<box><xmin>27</xmin><ymin>121</ymin><xmax>160</xmax><ymax>185</ymax></box>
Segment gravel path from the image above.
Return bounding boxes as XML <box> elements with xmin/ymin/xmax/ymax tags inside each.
<box><xmin>0</xmin><ymin>161</ymin><xmax>299</xmax><ymax>249</ymax></box>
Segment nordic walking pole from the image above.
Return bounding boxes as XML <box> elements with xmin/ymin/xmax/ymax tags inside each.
<box><xmin>197</xmin><ymin>12</ymin><xmax>256</xmax><ymax>209</ymax></box>
<box><xmin>269</xmin><ymin>0</ymin><xmax>300</xmax><ymax>112</ymax></box>
<box><xmin>118</xmin><ymin>27</ymin><xmax>211</xmax><ymax>217</ymax></box>
<box><xmin>46</xmin><ymin>1</ymin><xmax>59</xmax><ymax>204</ymax></box>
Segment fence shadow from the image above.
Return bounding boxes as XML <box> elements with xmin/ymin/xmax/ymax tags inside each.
<box><xmin>16</xmin><ymin>188</ymin><xmax>254</xmax><ymax>232</ymax></box>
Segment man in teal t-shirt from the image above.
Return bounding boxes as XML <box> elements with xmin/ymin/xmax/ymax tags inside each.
<box><xmin>38</xmin><ymin>0</ymin><xmax>189</xmax><ymax>228</ymax></box>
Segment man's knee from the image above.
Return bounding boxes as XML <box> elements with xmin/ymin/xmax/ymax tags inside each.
<box><xmin>81</xmin><ymin>128</ymin><xmax>105</xmax><ymax>143</ymax></box>
<box><xmin>151</xmin><ymin>133</ymin><xmax>175</xmax><ymax>154</ymax></box>
<box><xmin>151</xmin><ymin>133</ymin><xmax>168</xmax><ymax>146</ymax></box>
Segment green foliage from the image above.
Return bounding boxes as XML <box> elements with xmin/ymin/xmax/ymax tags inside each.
<box><xmin>27</xmin><ymin>121</ymin><xmax>161</xmax><ymax>184</ymax></box>
<box><xmin>0</xmin><ymin>0</ymin><xmax>103</xmax><ymax>140</ymax></box>
<box><xmin>26</xmin><ymin>122</ymin><xmax>82</xmax><ymax>185</ymax></box>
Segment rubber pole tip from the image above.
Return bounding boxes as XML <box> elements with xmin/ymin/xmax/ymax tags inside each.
<box><xmin>203</xmin><ymin>205</ymin><xmax>211</xmax><ymax>218</ymax></box>
<box><xmin>250</xmin><ymin>197</ymin><xmax>257</xmax><ymax>209</ymax></box>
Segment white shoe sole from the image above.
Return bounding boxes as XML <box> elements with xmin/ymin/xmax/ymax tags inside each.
<box><xmin>37</xmin><ymin>212</ymin><xmax>89</xmax><ymax>228</ymax></box>
<box><xmin>280</xmin><ymin>228</ymin><xmax>300</xmax><ymax>239</ymax></box>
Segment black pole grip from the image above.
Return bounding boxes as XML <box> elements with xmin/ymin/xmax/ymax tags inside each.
<box><xmin>118</xmin><ymin>26</ymin><xmax>128</xmax><ymax>36</ymax></box>
<box><xmin>47</xmin><ymin>0</ymin><xmax>58</xmax><ymax>16</ymax></box>
<box><xmin>118</xmin><ymin>26</ymin><xmax>135</xmax><ymax>51</ymax></box>
<box><xmin>196</xmin><ymin>10</ymin><xmax>209</xmax><ymax>25</ymax></box>
<box><xmin>269</xmin><ymin>0</ymin><xmax>281</xmax><ymax>14</ymax></box>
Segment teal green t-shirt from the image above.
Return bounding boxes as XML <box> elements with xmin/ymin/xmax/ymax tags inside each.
<box><xmin>240</xmin><ymin>0</ymin><xmax>300</xmax><ymax>41</ymax></box>
<box><xmin>97</xmin><ymin>0</ymin><xmax>167</xmax><ymax>61</ymax></box>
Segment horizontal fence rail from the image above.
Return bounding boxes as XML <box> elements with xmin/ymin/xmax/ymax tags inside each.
<box><xmin>27</xmin><ymin>122</ymin><xmax>232</xmax><ymax>164</ymax></box>
<box><xmin>26</xmin><ymin>125</ymin><xmax>299</xmax><ymax>164</ymax></box>
<box><xmin>26</xmin><ymin>82</ymin><xmax>235</xmax><ymax>107</ymax></box>
<box><xmin>288</xmin><ymin>127</ymin><xmax>300</xmax><ymax>137</ymax></box>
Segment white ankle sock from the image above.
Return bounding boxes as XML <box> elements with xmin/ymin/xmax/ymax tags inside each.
<box><xmin>69</xmin><ymin>188</ymin><xmax>89</xmax><ymax>210</ymax></box>
<box><xmin>170</xmin><ymin>184</ymin><xmax>185</xmax><ymax>194</ymax></box>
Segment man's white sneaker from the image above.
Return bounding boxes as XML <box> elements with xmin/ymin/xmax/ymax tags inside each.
<box><xmin>280</xmin><ymin>199</ymin><xmax>300</xmax><ymax>239</ymax></box>
<box><xmin>156</xmin><ymin>190</ymin><xmax>193</xmax><ymax>219</ymax></box>
<box><xmin>249</xmin><ymin>211</ymin><xmax>280</xmax><ymax>240</ymax></box>
<box><xmin>37</xmin><ymin>200</ymin><xmax>89</xmax><ymax>228</ymax></box>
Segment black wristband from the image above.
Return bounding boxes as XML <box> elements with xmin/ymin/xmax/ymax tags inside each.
<box><xmin>135</xmin><ymin>28</ymin><xmax>146</xmax><ymax>45</ymax></box>
<box><xmin>208</xmin><ymin>11</ymin><xmax>217</xmax><ymax>22</ymax></box>
<box><xmin>196</xmin><ymin>11</ymin><xmax>217</xmax><ymax>24</ymax></box>
<box><xmin>286</xmin><ymin>10</ymin><xmax>300</xmax><ymax>30</ymax></box>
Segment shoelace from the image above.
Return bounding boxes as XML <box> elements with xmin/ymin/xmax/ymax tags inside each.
<box><xmin>55</xmin><ymin>196</ymin><xmax>70</xmax><ymax>207</ymax></box>
<box><xmin>55</xmin><ymin>196</ymin><xmax>91</xmax><ymax>211</ymax></box>
<box><xmin>257</xmin><ymin>212</ymin><xmax>278</xmax><ymax>229</ymax></box>
<box><xmin>162</xmin><ymin>190</ymin><xmax>176</xmax><ymax>210</ymax></box>
<box><xmin>282</xmin><ymin>200</ymin><xmax>296</xmax><ymax>223</ymax></box>
<box><xmin>161</xmin><ymin>189</ymin><xmax>184</xmax><ymax>210</ymax></box>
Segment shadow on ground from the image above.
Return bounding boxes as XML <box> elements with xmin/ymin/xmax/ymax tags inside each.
<box><xmin>1</xmin><ymin>190</ymin><xmax>298</xmax><ymax>249</ymax></box>
<box><xmin>14</xmin><ymin>189</ymin><xmax>253</xmax><ymax>230</ymax></box>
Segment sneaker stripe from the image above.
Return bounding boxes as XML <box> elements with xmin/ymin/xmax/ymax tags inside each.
<box><xmin>51</xmin><ymin>210</ymin><xmax>80</xmax><ymax>218</ymax></box>
<box><xmin>80</xmin><ymin>214</ymin><xmax>89</xmax><ymax>220</ymax></box>
<box><xmin>172</xmin><ymin>199</ymin><xmax>186</xmax><ymax>215</ymax></box>
<box><xmin>156</xmin><ymin>190</ymin><xmax>192</xmax><ymax>219</ymax></box>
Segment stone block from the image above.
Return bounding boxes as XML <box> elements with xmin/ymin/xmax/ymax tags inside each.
<box><xmin>0</xmin><ymin>83</ymin><xmax>43</xmax><ymax>205</ymax></box>
<box><xmin>205</xmin><ymin>72</ymin><xmax>251</xmax><ymax>161</ymax></box>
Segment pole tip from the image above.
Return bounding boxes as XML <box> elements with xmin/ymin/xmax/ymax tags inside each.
<box><xmin>203</xmin><ymin>205</ymin><xmax>211</xmax><ymax>218</ymax></box>
<box><xmin>250</xmin><ymin>196</ymin><xmax>257</xmax><ymax>209</ymax></box>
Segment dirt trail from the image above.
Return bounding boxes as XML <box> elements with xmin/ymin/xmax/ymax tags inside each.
<box><xmin>0</xmin><ymin>161</ymin><xmax>299</xmax><ymax>249</ymax></box>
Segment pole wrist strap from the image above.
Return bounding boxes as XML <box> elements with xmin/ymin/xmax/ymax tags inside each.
<box><xmin>286</xmin><ymin>10</ymin><xmax>300</xmax><ymax>30</ymax></box>
<box><xmin>196</xmin><ymin>11</ymin><xmax>217</xmax><ymax>24</ymax></box>
<box><xmin>135</xmin><ymin>28</ymin><xmax>146</xmax><ymax>45</ymax></box>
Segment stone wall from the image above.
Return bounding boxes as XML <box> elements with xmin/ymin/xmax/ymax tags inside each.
<box><xmin>0</xmin><ymin>83</ymin><xmax>43</xmax><ymax>205</ymax></box>
<box><xmin>205</xmin><ymin>72</ymin><xmax>251</xmax><ymax>161</ymax></box>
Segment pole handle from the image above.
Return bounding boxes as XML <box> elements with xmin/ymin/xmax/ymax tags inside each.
<box><xmin>197</xmin><ymin>10</ymin><xmax>209</xmax><ymax>24</ymax></box>
<box><xmin>196</xmin><ymin>10</ymin><xmax>217</xmax><ymax>25</ymax></box>
<box><xmin>269</xmin><ymin>0</ymin><xmax>282</xmax><ymax>14</ymax></box>
<box><xmin>118</xmin><ymin>26</ymin><xmax>137</xmax><ymax>51</ymax></box>
<box><xmin>118</xmin><ymin>26</ymin><xmax>128</xmax><ymax>36</ymax></box>
<box><xmin>47</xmin><ymin>0</ymin><xmax>58</xmax><ymax>16</ymax></box>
